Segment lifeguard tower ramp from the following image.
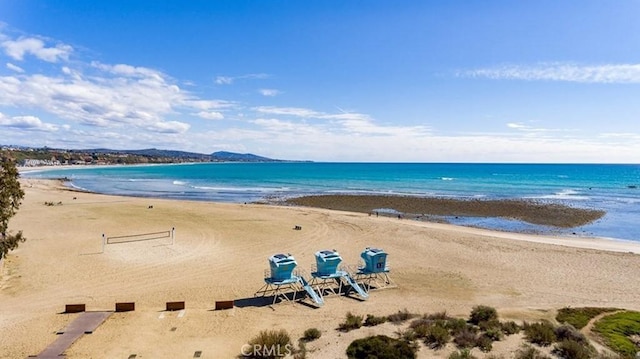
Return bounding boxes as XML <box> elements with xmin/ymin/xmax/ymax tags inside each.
<box><xmin>310</xmin><ymin>250</ymin><xmax>368</xmax><ymax>300</ymax></box>
<box><xmin>353</xmin><ymin>247</ymin><xmax>393</xmax><ymax>292</ymax></box>
<box><xmin>254</xmin><ymin>253</ymin><xmax>323</xmax><ymax>306</ymax></box>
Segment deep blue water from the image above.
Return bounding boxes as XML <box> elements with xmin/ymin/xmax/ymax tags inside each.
<box><xmin>24</xmin><ymin>162</ymin><xmax>640</xmax><ymax>241</ymax></box>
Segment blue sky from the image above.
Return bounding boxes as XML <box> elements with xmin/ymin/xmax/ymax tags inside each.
<box><xmin>1</xmin><ymin>1</ymin><xmax>639</xmax><ymax>162</ymax></box>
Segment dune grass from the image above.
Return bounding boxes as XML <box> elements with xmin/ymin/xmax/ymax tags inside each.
<box><xmin>556</xmin><ymin>307</ymin><xmax>620</xmax><ymax>329</ymax></box>
<box><xmin>593</xmin><ymin>311</ymin><xmax>640</xmax><ymax>359</ymax></box>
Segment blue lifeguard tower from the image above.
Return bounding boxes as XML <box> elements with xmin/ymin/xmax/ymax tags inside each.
<box><xmin>354</xmin><ymin>247</ymin><xmax>392</xmax><ymax>291</ymax></box>
<box><xmin>310</xmin><ymin>249</ymin><xmax>368</xmax><ymax>300</ymax></box>
<box><xmin>255</xmin><ymin>253</ymin><xmax>324</xmax><ymax>306</ymax></box>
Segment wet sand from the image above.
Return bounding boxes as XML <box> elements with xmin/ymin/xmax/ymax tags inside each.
<box><xmin>285</xmin><ymin>194</ymin><xmax>605</xmax><ymax>228</ymax></box>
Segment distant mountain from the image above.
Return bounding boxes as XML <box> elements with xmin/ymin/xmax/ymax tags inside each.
<box><xmin>210</xmin><ymin>151</ymin><xmax>278</xmax><ymax>162</ymax></box>
<box><xmin>7</xmin><ymin>145</ymin><xmax>303</xmax><ymax>164</ymax></box>
<box><xmin>79</xmin><ymin>148</ymin><xmax>210</xmax><ymax>159</ymax></box>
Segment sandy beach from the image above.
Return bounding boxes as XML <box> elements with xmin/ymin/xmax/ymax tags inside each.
<box><xmin>2</xmin><ymin>179</ymin><xmax>640</xmax><ymax>358</ymax></box>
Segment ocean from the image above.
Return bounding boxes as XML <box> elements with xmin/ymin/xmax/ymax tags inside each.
<box><xmin>24</xmin><ymin>162</ymin><xmax>640</xmax><ymax>242</ymax></box>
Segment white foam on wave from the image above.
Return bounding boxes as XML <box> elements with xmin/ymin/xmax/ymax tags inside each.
<box><xmin>173</xmin><ymin>180</ymin><xmax>187</xmax><ymax>185</ymax></box>
<box><xmin>525</xmin><ymin>189</ymin><xmax>590</xmax><ymax>200</ymax></box>
<box><xmin>441</xmin><ymin>177</ymin><xmax>454</xmax><ymax>181</ymax></box>
<box><xmin>192</xmin><ymin>185</ymin><xmax>285</xmax><ymax>192</ymax></box>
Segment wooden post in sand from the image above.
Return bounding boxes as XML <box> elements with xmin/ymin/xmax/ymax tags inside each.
<box><xmin>101</xmin><ymin>234</ymin><xmax>105</xmax><ymax>253</ymax></box>
<box><xmin>172</xmin><ymin>227</ymin><xmax>175</xmax><ymax>245</ymax></box>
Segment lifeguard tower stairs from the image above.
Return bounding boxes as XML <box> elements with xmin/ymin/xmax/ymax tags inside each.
<box><xmin>254</xmin><ymin>253</ymin><xmax>324</xmax><ymax>306</ymax></box>
<box><xmin>353</xmin><ymin>247</ymin><xmax>393</xmax><ymax>292</ymax></box>
<box><xmin>310</xmin><ymin>250</ymin><xmax>368</xmax><ymax>300</ymax></box>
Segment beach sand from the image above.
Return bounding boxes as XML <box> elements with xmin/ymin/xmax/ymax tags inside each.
<box><xmin>1</xmin><ymin>179</ymin><xmax>640</xmax><ymax>358</ymax></box>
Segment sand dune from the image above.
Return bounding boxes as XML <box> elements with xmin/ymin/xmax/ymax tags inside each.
<box><xmin>1</xmin><ymin>179</ymin><xmax>639</xmax><ymax>358</ymax></box>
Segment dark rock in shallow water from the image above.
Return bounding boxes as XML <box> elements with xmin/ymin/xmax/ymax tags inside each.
<box><xmin>628</xmin><ymin>185</ymin><xmax>637</xmax><ymax>189</ymax></box>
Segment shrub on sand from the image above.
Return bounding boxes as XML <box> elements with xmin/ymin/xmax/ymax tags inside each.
<box><xmin>449</xmin><ymin>349</ymin><xmax>477</xmax><ymax>359</ymax></box>
<box><xmin>454</xmin><ymin>327</ymin><xmax>479</xmax><ymax>349</ymax></box>
<box><xmin>523</xmin><ymin>321</ymin><xmax>557</xmax><ymax>346</ymax></box>
<box><xmin>514</xmin><ymin>344</ymin><xmax>552</xmax><ymax>359</ymax></box>
<box><xmin>500</xmin><ymin>321</ymin><xmax>521</xmax><ymax>335</ymax></box>
<box><xmin>470</xmin><ymin>305</ymin><xmax>498</xmax><ymax>325</ymax></box>
<box><xmin>552</xmin><ymin>339</ymin><xmax>595</xmax><ymax>359</ymax></box>
<box><xmin>244</xmin><ymin>329</ymin><xmax>292</xmax><ymax>358</ymax></box>
<box><xmin>301</xmin><ymin>328</ymin><xmax>321</xmax><ymax>342</ymax></box>
<box><xmin>387</xmin><ymin>309</ymin><xmax>418</xmax><ymax>324</ymax></box>
<box><xmin>424</xmin><ymin>323</ymin><xmax>451</xmax><ymax>349</ymax></box>
<box><xmin>364</xmin><ymin>314</ymin><xmax>388</xmax><ymax>327</ymax></box>
<box><xmin>338</xmin><ymin>312</ymin><xmax>363</xmax><ymax>332</ymax></box>
<box><xmin>346</xmin><ymin>335</ymin><xmax>418</xmax><ymax>359</ymax></box>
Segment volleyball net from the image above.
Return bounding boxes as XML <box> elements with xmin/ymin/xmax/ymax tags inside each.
<box><xmin>101</xmin><ymin>227</ymin><xmax>175</xmax><ymax>251</ymax></box>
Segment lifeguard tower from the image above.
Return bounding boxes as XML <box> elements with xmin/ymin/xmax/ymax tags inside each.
<box><xmin>354</xmin><ymin>247</ymin><xmax>392</xmax><ymax>291</ymax></box>
<box><xmin>255</xmin><ymin>253</ymin><xmax>324</xmax><ymax>306</ymax></box>
<box><xmin>310</xmin><ymin>249</ymin><xmax>368</xmax><ymax>300</ymax></box>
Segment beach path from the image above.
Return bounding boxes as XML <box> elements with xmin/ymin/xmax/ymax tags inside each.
<box><xmin>33</xmin><ymin>311</ymin><xmax>112</xmax><ymax>359</ymax></box>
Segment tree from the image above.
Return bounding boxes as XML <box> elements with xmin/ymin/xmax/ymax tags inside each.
<box><xmin>1</xmin><ymin>151</ymin><xmax>25</xmax><ymax>260</ymax></box>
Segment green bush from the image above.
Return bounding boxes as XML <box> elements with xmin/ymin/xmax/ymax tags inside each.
<box><xmin>500</xmin><ymin>321</ymin><xmax>521</xmax><ymax>335</ymax></box>
<box><xmin>409</xmin><ymin>320</ymin><xmax>431</xmax><ymax>339</ymax></box>
<box><xmin>454</xmin><ymin>327</ymin><xmax>478</xmax><ymax>349</ymax></box>
<box><xmin>554</xmin><ymin>324</ymin><xmax>588</xmax><ymax>345</ymax></box>
<box><xmin>593</xmin><ymin>311</ymin><xmax>640</xmax><ymax>359</ymax></box>
<box><xmin>245</xmin><ymin>329</ymin><xmax>292</xmax><ymax>358</ymax></box>
<box><xmin>339</xmin><ymin>312</ymin><xmax>363</xmax><ymax>332</ymax></box>
<box><xmin>469</xmin><ymin>305</ymin><xmax>498</xmax><ymax>325</ymax></box>
<box><xmin>301</xmin><ymin>328</ymin><xmax>321</xmax><ymax>342</ymax></box>
<box><xmin>449</xmin><ymin>349</ymin><xmax>477</xmax><ymax>359</ymax></box>
<box><xmin>476</xmin><ymin>334</ymin><xmax>493</xmax><ymax>352</ymax></box>
<box><xmin>552</xmin><ymin>339</ymin><xmax>594</xmax><ymax>359</ymax></box>
<box><xmin>447</xmin><ymin>318</ymin><xmax>470</xmax><ymax>334</ymax></box>
<box><xmin>484</xmin><ymin>327</ymin><xmax>503</xmax><ymax>341</ymax></box>
<box><xmin>364</xmin><ymin>314</ymin><xmax>388</xmax><ymax>327</ymax></box>
<box><xmin>523</xmin><ymin>321</ymin><xmax>557</xmax><ymax>346</ymax></box>
<box><xmin>427</xmin><ymin>311</ymin><xmax>452</xmax><ymax>320</ymax></box>
<box><xmin>514</xmin><ymin>344</ymin><xmax>551</xmax><ymax>359</ymax></box>
<box><xmin>346</xmin><ymin>335</ymin><xmax>417</xmax><ymax>359</ymax></box>
<box><xmin>387</xmin><ymin>309</ymin><xmax>418</xmax><ymax>324</ymax></box>
<box><xmin>424</xmin><ymin>323</ymin><xmax>451</xmax><ymax>349</ymax></box>
<box><xmin>556</xmin><ymin>307</ymin><xmax>619</xmax><ymax>330</ymax></box>
<box><xmin>478</xmin><ymin>319</ymin><xmax>501</xmax><ymax>331</ymax></box>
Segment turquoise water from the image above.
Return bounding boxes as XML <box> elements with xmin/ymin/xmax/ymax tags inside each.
<box><xmin>25</xmin><ymin>163</ymin><xmax>640</xmax><ymax>241</ymax></box>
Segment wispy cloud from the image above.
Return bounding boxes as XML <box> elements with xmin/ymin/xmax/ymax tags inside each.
<box><xmin>252</xmin><ymin>106</ymin><xmax>431</xmax><ymax>137</ymax></box>
<box><xmin>215</xmin><ymin>73</ymin><xmax>269</xmax><ymax>85</ymax></box>
<box><xmin>258</xmin><ymin>88</ymin><xmax>281</xmax><ymax>97</ymax></box>
<box><xmin>464</xmin><ymin>62</ymin><xmax>640</xmax><ymax>83</ymax></box>
<box><xmin>1</xmin><ymin>37</ymin><xmax>72</xmax><ymax>63</ymax></box>
<box><xmin>6</xmin><ymin>62</ymin><xmax>24</xmax><ymax>73</ymax></box>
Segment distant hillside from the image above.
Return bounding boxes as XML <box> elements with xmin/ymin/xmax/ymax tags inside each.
<box><xmin>3</xmin><ymin>145</ymin><xmax>297</xmax><ymax>165</ymax></box>
<box><xmin>211</xmin><ymin>151</ymin><xmax>278</xmax><ymax>162</ymax></box>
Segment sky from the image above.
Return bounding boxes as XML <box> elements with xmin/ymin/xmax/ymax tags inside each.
<box><xmin>1</xmin><ymin>0</ymin><xmax>640</xmax><ymax>163</ymax></box>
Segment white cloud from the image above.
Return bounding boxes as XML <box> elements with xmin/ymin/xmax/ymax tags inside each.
<box><xmin>1</xmin><ymin>37</ymin><xmax>72</xmax><ymax>62</ymax></box>
<box><xmin>258</xmin><ymin>88</ymin><xmax>281</xmax><ymax>97</ymax></box>
<box><xmin>196</xmin><ymin>111</ymin><xmax>224</xmax><ymax>120</ymax></box>
<box><xmin>254</xmin><ymin>106</ymin><xmax>323</xmax><ymax>117</ymax></box>
<box><xmin>146</xmin><ymin>120</ymin><xmax>190</xmax><ymax>134</ymax></box>
<box><xmin>6</xmin><ymin>62</ymin><xmax>24</xmax><ymax>73</ymax></box>
<box><xmin>215</xmin><ymin>73</ymin><xmax>269</xmax><ymax>85</ymax></box>
<box><xmin>464</xmin><ymin>62</ymin><xmax>640</xmax><ymax>83</ymax></box>
<box><xmin>0</xmin><ymin>112</ymin><xmax>58</xmax><ymax>131</ymax></box>
<box><xmin>0</xmin><ymin>59</ymin><xmax>229</xmax><ymax>134</ymax></box>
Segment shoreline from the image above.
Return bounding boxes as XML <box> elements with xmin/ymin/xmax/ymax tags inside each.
<box><xmin>23</xmin><ymin>178</ymin><xmax>640</xmax><ymax>254</ymax></box>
